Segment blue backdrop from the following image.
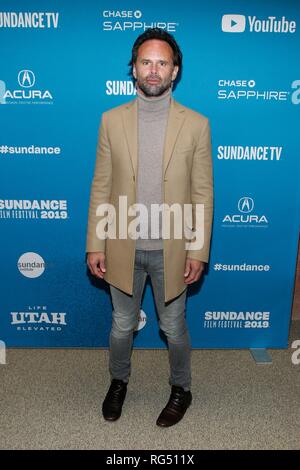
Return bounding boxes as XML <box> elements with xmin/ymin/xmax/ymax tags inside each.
<box><xmin>0</xmin><ymin>0</ymin><xmax>299</xmax><ymax>348</ymax></box>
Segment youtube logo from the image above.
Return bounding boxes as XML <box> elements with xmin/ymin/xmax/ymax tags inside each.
<box><xmin>222</xmin><ymin>14</ymin><xmax>246</xmax><ymax>32</ymax></box>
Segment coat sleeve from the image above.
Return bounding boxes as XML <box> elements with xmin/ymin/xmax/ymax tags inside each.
<box><xmin>186</xmin><ymin>118</ymin><xmax>214</xmax><ymax>262</ymax></box>
<box><xmin>86</xmin><ymin>112</ymin><xmax>112</xmax><ymax>253</ymax></box>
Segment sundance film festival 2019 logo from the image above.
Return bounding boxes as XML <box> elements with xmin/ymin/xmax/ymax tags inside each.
<box><xmin>0</xmin><ymin>199</ymin><xmax>68</xmax><ymax>219</ymax></box>
<box><xmin>0</xmin><ymin>69</ymin><xmax>53</xmax><ymax>105</ymax></box>
<box><xmin>222</xmin><ymin>197</ymin><xmax>268</xmax><ymax>228</ymax></box>
<box><xmin>204</xmin><ymin>311</ymin><xmax>271</xmax><ymax>329</ymax></box>
<box><xmin>221</xmin><ymin>14</ymin><xmax>296</xmax><ymax>33</ymax></box>
<box><xmin>217</xmin><ymin>79</ymin><xmax>300</xmax><ymax>104</ymax></box>
<box><xmin>102</xmin><ymin>9</ymin><xmax>178</xmax><ymax>32</ymax></box>
<box><xmin>10</xmin><ymin>305</ymin><xmax>67</xmax><ymax>332</ymax></box>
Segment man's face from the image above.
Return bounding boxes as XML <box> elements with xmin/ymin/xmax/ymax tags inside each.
<box><xmin>133</xmin><ymin>39</ymin><xmax>179</xmax><ymax>97</ymax></box>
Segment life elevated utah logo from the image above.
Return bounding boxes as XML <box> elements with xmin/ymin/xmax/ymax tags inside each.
<box><xmin>222</xmin><ymin>14</ymin><xmax>296</xmax><ymax>33</ymax></box>
<box><xmin>10</xmin><ymin>305</ymin><xmax>67</xmax><ymax>333</ymax></box>
<box><xmin>0</xmin><ymin>69</ymin><xmax>53</xmax><ymax>105</ymax></box>
<box><xmin>222</xmin><ymin>197</ymin><xmax>269</xmax><ymax>228</ymax></box>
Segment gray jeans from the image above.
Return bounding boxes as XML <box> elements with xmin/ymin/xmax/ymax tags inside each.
<box><xmin>108</xmin><ymin>249</ymin><xmax>191</xmax><ymax>391</ymax></box>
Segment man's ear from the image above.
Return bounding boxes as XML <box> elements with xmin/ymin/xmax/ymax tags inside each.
<box><xmin>172</xmin><ymin>65</ymin><xmax>179</xmax><ymax>81</ymax></box>
<box><xmin>133</xmin><ymin>64</ymin><xmax>137</xmax><ymax>80</ymax></box>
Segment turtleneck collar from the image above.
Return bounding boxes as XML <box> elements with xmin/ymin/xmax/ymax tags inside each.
<box><xmin>136</xmin><ymin>86</ymin><xmax>172</xmax><ymax>112</ymax></box>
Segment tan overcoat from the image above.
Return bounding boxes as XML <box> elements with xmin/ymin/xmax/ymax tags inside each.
<box><xmin>86</xmin><ymin>97</ymin><xmax>213</xmax><ymax>302</ymax></box>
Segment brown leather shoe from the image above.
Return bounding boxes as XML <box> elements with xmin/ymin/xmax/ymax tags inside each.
<box><xmin>102</xmin><ymin>379</ymin><xmax>127</xmax><ymax>421</ymax></box>
<box><xmin>156</xmin><ymin>385</ymin><xmax>192</xmax><ymax>427</ymax></box>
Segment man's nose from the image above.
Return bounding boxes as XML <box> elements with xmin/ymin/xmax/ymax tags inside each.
<box><xmin>150</xmin><ymin>63</ymin><xmax>159</xmax><ymax>74</ymax></box>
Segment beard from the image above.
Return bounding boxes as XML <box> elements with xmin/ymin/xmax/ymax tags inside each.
<box><xmin>136</xmin><ymin>75</ymin><xmax>172</xmax><ymax>97</ymax></box>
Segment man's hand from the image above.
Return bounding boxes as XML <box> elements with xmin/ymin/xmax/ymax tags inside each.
<box><xmin>87</xmin><ymin>252</ymin><xmax>106</xmax><ymax>279</ymax></box>
<box><xmin>184</xmin><ymin>258</ymin><xmax>205</xmax><ymax>284</ymax></box>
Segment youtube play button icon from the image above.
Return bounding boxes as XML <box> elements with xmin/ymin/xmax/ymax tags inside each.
<box><xmin>222</xmin><ymin>14</ymin><xmax>246</xmax><ymax>32</ymax></box>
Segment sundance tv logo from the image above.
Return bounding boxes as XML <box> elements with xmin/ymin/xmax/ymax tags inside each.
<box><xmin>222</xmin><ymin>14</ymin><xmax>296</xmax><ymax>33</ymax></box>
<box><xmin>0</xmin><ymin>11</ymin><xmax>59</xmax><ymax>28</ymax></box>
<box><xmin>217</xmin><ymin>145</ymin><xmax>283</xmax><ymax>162</ymax></box>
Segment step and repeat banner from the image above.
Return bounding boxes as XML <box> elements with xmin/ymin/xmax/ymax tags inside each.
<box><xmin>0</xmin><ymin>0</ymin><xmax>299</xmax><ymax>348</ymax></box>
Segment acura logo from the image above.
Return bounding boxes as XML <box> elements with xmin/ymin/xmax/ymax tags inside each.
<box><xmin>238</xmin><ymin>197</ymin><xmax>254</xmax><ymax>213</ymax></box>
<box><xmin>18</xmin><ymin>70</ymin><xmax>35</xmax><ymax>88</ymax></box>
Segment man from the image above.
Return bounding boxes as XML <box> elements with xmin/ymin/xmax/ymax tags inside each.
<box><xmin>86</xmin><ymin>28</ymin><xmax>213</xmax><ymax>427</ymax></box>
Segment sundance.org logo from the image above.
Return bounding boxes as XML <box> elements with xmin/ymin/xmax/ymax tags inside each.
<box><xmin>222</xmin><ymin>14</ymin><xmax>296</xmax><ymax>33</ymax></box>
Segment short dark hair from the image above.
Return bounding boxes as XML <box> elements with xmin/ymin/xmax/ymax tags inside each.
<box><xmin>128</xmin><ymin>28</ymin><xmax>182</xmax><ymax>78</ymax></box>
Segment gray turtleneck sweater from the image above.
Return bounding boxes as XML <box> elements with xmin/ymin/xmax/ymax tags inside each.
<box><xmin>135</xmin><ymin>87</ymin><xmax>171</xmax><ymax>250</ymax></box>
